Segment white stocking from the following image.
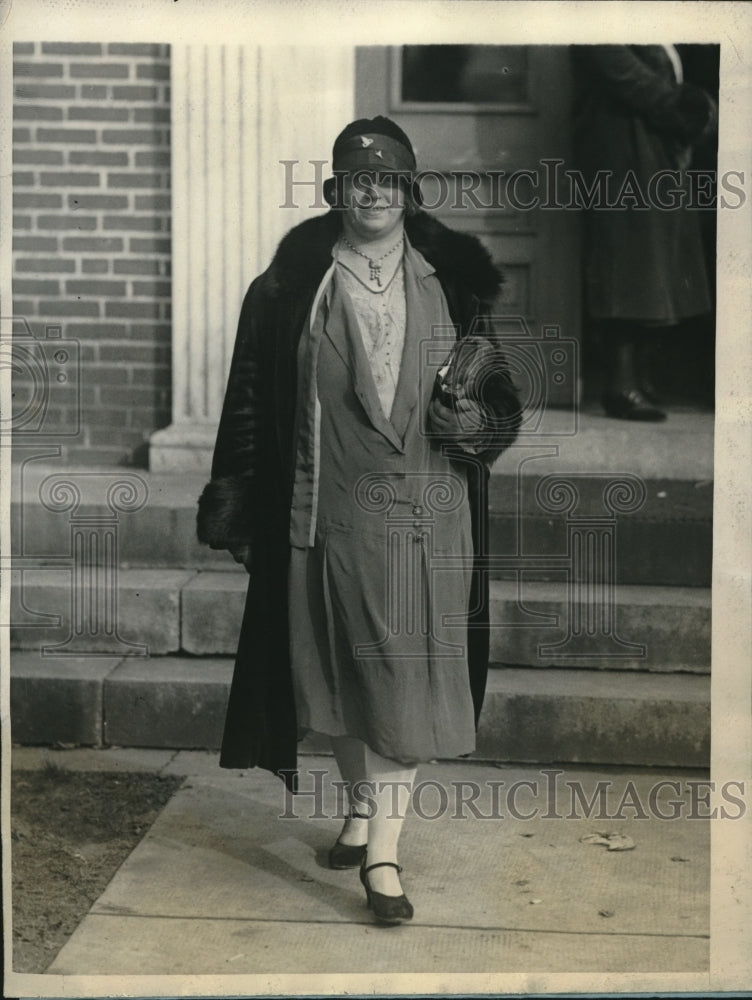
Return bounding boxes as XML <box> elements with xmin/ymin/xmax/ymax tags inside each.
<box><xmin>331</xmin><ymin>735</ymin><xmax>368</xmax><ymax>846</ymax></box>
<box><xmin>361</xmin><ymin>744</ymin><xmax>417</xmax><ymax>896</ymax></box>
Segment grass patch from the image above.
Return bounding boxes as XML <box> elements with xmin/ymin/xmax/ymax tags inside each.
<box><xmin>11</xmin><ymin>766</ymin><xmax>183</xmax><ymax>973</ymax></box>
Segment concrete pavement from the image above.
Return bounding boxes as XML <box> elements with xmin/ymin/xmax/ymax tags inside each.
<box><xmin>12</xmin><ymin>746</ymin><xmax>710</xmax><ymax>978</ymax></box>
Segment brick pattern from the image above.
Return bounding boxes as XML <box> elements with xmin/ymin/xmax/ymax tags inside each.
<box><xmin>13</xmin><ymin>42</ymin><xmax>172</xmax><ymax>466</ymax></box>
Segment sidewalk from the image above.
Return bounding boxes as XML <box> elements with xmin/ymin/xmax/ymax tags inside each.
<box><xmin>13</xmin><ymin>747</ymin><xmax>710</xmax><ymax>977</ymax></box>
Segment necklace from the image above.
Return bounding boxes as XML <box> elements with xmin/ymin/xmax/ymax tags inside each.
<box><xmin>337</xmin><ymin>258</ymin><xmax>402</xmax><ymax>295</ymax></box>
<box><xmin>341</xmin><ymin>234</ymin><xmax>404</xmax><ymax>287</ymax></box>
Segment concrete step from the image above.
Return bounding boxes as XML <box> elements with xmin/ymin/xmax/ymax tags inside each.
<box><xmin>475</xmin><ymin>666</ymin><xmax>709</xmax><ymax>767</ymax></box>
<box><xmin>10</xmin><ymin>569</ymin><xmax>711</xmax><ymax>673</ymax></box>
<box><xmin>12</xmin><ymin>492</ymin><xmax>711</xmax><ymax>584</ymax></box>
<box><xmin>10</xmin><ymin>411</ymin><xmax>713</xmax><ymax>586</ymax></box>
<box><xmin>488</xmin><ymin>476</ymin><xmax>712</xmax><ymax>587</ymax></box>
<box><xmin>487</xmin><ymin>580</ymin><xmax>710</xmax><ymax>672</ymax></box>
<box><xmin>10</xmin><ymin>484</ymin><xmax>712</xmax><ymax>586</ymax></box>
<box><xmin>10</xmin><ymin>568</ymin><xmax>195</xmax><ymax>656</ymax></box>
<box><xmin>10</xmin><ymin>490</ymin><xmax>712</xmax><ymax>585</ymax></box>
<box><xmin>10</xmin><ymin>652</ymin><xmax>232</xmax><ymax>750</ymax></box>
<box><xmin>9</xmin><ymin>652</ymin><xmax>709</xmax><ymax>768</ymax></box>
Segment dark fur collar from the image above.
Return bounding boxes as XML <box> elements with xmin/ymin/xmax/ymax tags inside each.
<box><xmin>265</xmin><ymin>210</ymin><xmax>502</xmax><ymax>304</ymax></box>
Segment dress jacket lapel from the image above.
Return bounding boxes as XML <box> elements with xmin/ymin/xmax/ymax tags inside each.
<box><xmin>389</xmin><ymin>240</ymin><xmax>439</xmax><ymax>439</ymax></box>
<box><xmin>323</xmin><ymin>238</ymin><xmax>439</xmax><ymax>454</ymax></box>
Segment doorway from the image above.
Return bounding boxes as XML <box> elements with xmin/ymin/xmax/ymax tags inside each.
<box><xmin>356</xmin><ymin>44</ymin><xmax>580</xmax><ymax>409</ymax></box>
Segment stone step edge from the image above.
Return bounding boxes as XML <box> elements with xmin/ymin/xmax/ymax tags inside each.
<box><xmin>14</xmin><ymin>567</ymin><xmax>713</xmax><ymax>603</ymax></box>
<box><xmin>10</xmin><ymin>489</ymin><xmax>713</xmax><ymax>517</ymax></box>
<box><xmin>10</xmin><ymin>655</ymin><xmax>710</xmax><ymax>768</ymax></box>
<box><xmin>10</xmin><ymin>574</ymin><xmax>712</xmax><ymax>669</ymax></box>
<box><xmin>13</xmin><ymin>409</ymin><xmax>716</xmax><ymax>507</ymax></box>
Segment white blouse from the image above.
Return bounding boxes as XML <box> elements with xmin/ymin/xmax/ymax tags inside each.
<box><xmin>335</xmin><ymin>256</ymin><xmax>407</xmax><ymax>419</ymax></box>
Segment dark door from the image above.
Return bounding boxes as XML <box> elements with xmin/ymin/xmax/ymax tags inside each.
<box><xmin>356</xmin><ymin>45</ymin><xmax>581</xmax><ymax>408</ymax></box>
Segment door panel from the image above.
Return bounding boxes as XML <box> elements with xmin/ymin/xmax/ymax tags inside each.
<box><xmin>356</xmin><ymin>45</ymin><xmax>580</xmax><ymax>408</ymax></box>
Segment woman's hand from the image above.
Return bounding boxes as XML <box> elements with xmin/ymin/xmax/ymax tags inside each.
<box><xmin>230</xmin><ymin>545</ymin><xmax>253</xmax><ymax>573</ymax></box>
<box><xmin>428</xmin><ymin>397</ymin><xmax>485</xmax><ymax>446</ymax></box>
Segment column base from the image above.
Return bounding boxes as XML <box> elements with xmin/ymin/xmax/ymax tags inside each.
<box><xmin>149</xmin><ymin>422</ymin><xmax>216</xmax><ymax>474</ymax></box>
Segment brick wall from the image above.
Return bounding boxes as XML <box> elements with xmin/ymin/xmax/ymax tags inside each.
<box><xmin>12</xmin><ymin>41</ymin><xmax>172</xmax><ymax>466</ymax></box>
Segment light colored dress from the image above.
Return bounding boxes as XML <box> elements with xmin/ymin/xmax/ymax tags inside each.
<box><xmin>287</xmin><ymin>238</ymin><xmax>476</xmax><ymax>764</ymax></box>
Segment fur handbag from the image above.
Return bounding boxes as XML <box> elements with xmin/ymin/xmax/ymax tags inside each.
<box><xmin>434</xmin><ymin>335</ymin><xmax>517</xmax><ymax>418</ymax></box>
<box><xmin>432</xmin><ymin>334</ymin><xmax>521</xmax><ymax>459</ymax></box>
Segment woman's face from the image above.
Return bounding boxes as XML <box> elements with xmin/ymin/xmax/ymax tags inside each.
<box><xmin>342</xmin><ymin>172</ymin><xmax>406</xmax><ymax>243</ymax></box>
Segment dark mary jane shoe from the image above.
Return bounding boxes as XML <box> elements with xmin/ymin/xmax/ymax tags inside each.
<box><xmin>360</xmin><ymin>859</ymin><xmax>414</xmax><ymax>925</ymax></box>
<box><xmin>329</xmin><ymin>811</ymin><xmax>368</xmax><ymax>870</ymax></box>
<box><xmin>602</xmin><ymin>388</ymin><xmax>666</xmax><ymax>423</ymax></box>
<box><xmin>329</xmin><ymin>839</ymin><xmax>367</xmax><ymax>870</ymax></box>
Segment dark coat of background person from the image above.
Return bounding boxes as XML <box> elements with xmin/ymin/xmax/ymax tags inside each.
<box><xmin>571</xmin><ymin>44</ymin><xmax>715</xmax><ymax>326</ymax></box>
<box><xmin>197</xmin><ymin>210</ymin><xmax>521</xmax><ymax>790</ymax></box>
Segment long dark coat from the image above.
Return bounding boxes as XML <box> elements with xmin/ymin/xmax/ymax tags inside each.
<box><xmin>196</xmin><ymin>209</ymin><xmax>520</xmax><ymax>790</ymax></box>
<box><xmin>571</xmin><ymin>45</ymin><xmax>714</xmax><ymax>323</ymax></box>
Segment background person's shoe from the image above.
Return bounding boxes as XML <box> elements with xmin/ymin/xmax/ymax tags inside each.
<box><xmin>602</xmin><ymin>388</ymin><xmax>667</xmax><ymax>422</ymax></box>
<box><xmin>638</xmin><ymin>379</ymin><xmax>662</xmax><ymax>406</ymax></box>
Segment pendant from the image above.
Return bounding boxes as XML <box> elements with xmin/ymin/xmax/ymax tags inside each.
<box><xmin>368</xmin><ymin>260</ymin><xmax>382</xmax><ymax>286</ymax></box>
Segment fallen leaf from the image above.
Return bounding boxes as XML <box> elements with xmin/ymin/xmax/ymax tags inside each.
<box><xmin>529</xmin><ymin>898</ymin><xmax>542</xmax><ymax>905</ymax></box>
<box><xmin>581</xmin><ymin>833</ymin><xmax>608</xmax><ymax>845</ymax></box>
<box><xmin>606</xmin><ymin>834</ymin><xmax>635</xmax><ymax>852</ymax></box>
<box><xmin>581</xmin><ymin>832</ymin><xmax>635</xmax><ymax>851</ymax></box>
<box><xmin>671</xmin><ymin>855</ymin><xmax>690</xmax><ymax>862</ymax></box>
<box><xmin>599</xmin><ymin>909</ymin><xmax>614</xmax><ymax>918</ymax></box>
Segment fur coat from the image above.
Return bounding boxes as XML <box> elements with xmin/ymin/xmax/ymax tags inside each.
<box><xmin>197</xmin><ymin>209</ymin><xmax>521</xmax><ymax>789</ymax></box>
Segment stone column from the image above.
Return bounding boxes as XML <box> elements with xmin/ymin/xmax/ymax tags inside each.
<box><xmin>149</xmin><ymin>45</ymin><xmax>354</xmax><ymax>472</ymax></box>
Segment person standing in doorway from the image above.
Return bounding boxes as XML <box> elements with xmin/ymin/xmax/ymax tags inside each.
<box><xmin>571</xmin><ymin>44</ymin><xmax>716</xmax><ymax>420</ymax></box>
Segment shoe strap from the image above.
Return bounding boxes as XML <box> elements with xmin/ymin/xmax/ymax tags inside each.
<box><xmin>364</xmin><ymin>860</ymin><xmax>403</xmax><ymax>874</ymax></box>
<box><xmin>347</xmin><ymin>809</ymin><xmax>369</xmax><ymax>820</ymax></box>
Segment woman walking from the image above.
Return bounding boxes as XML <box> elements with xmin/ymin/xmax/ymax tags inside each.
<box><xmin>197</xmin><ymin>117</ymin><xmax>520</xmax><ymax>924</ymax></box>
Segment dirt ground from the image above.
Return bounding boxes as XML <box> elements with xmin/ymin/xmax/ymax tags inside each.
<box><xmin>10</xmin><ymin>762</ymin><xmax>183</xmax><ymax>973</ymax></box>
